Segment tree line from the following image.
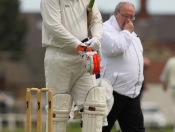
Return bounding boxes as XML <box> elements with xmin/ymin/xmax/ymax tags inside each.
<box><xmin>0</xmin><ymin>0</ymin><xmax>28</xmax><ymax>60</ymax></box>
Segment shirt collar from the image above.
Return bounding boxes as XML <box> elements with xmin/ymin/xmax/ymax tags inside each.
<box><xmin>110</xmin><ymin>15</ymin><xmax>122</xmax><ymax>31</ymax></box>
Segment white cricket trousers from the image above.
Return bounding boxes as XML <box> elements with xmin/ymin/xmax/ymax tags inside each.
<box><xmin>44</xmin><ymin>47</ymin><xmax>97</xmax><ymax>108</ymax></box>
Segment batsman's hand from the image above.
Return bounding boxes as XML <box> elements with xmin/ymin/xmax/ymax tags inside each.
<box><xmin>84</xmin><ymin>36</ymin><xmax>102</xmax><ymax>51</ymax></box>
<box><xmin>76</xmin><ymin>43</ymin><xmax>92</xmax><ymax>54</ymax></box>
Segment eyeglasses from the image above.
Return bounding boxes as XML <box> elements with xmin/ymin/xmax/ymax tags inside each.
<box><xmin>118</xmin><ymin>10</ymin><xmax>135</xmax><ymax>21</ymax></box>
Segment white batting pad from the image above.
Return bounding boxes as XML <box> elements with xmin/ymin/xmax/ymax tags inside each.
<box><xmin>46</xmin><ymin>94</ymin><xmax>72</xmax><ymax>132</ymax></box>
<box><xmin>82</xmin><ymin>87</ymin><xmax>106</xmax><ymax>132</ymax></box>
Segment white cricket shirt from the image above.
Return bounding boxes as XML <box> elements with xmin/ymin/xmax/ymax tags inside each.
<box><xmin>40</xmin><ymin>0</ymin><xmax>102</xmax><ymax>52</ymax></box>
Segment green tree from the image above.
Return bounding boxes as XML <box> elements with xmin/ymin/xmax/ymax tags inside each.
<box><xmin>0</xmin><ymin>0</ymin><xmax>28</xmax><ymax>60</ymax></box>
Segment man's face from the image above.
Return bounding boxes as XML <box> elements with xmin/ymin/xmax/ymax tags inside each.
<box><xmin>115</xmin><ymin>3</ymin><xmax>135</xmax><ymax>30</ymax></box>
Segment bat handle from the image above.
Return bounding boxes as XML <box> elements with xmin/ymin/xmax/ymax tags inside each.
<box><xmin>88</xmin><ymin>0</ymin><xmax>95</xmax><ymax>9</ymax></box>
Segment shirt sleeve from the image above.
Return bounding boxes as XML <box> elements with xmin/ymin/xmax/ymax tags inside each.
<box><xmin>88</xmin><ymin>2</ymin><xmax>103</xmax><ymax>37</ymax></box>
<box><xmin>160</xmin><ymin>60</ymin><xmax>170</xmax><ymax>83</ymax></box>
<box><xmin>40</xmin><ymin>0</ymin><xmax>81</xmax><ymax>49</ymax></box>
<box><xmin>101</xmin><ymin>27</ymin><xmax>132</xmax><ymax>57</ymax></box>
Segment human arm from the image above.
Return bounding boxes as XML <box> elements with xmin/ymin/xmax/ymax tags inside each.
<box><xmin>160</xmin><ymin>60</ymin><xmax>170</xmax><ymax>91</ymax></box>
<box><xmin>40</xmin><ymin>0</ymin><xmax>81</xmax><ymax>49</ymax></box>
<box><xmin>88</xmin><ymin>2</ymin><xmax>103</xmax><ymax>38</ymax></box>
<box><xmin>84</xmin><ymin>2</ymin><xmax>103</xmax><ymax>55</ymax></box>
<box><xmin>101</xmin><ymin>24</ymin><xmax>132</xmax><ymax>57</ymax></box>
<box><xmin>124</xmin><ymin>19</ymin><xmax>134</xmax><ymax>33</ymax></box>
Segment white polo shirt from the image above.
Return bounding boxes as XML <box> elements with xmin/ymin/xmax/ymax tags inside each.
<box><xmin>101</xmin><ymin>15</ymin><xmax>144</xmax><ymax>98</ymax></box>
<box><xmin>40</xmin><ymin>0</ymin><xmax>102</xmax><ymax>52</ymax></box>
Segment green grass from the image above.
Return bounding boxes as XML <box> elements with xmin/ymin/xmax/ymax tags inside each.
<box><xmin>0</xmin><ymin>122</ymin><xmax>116</xmax><ymax>132</ymax></box>
<box><xmin>145</xmin><ymin>125</ymin><xmax>174</xmax><ymax>132</ymax></box>
<box><xmin>0</xmin><ymin>123</ymin><xmax>174</xmax><ymax>132</ymax></box>
<box><xmin>67</xmin><ymin>122</ymin><xmax>116</xmax><ymax>132</ymax></box>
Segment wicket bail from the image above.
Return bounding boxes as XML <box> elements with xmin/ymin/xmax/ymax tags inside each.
<box><xmin>26</xmin><ymin>88</ymin><xmax>53</xmax><ymax>132</ymax></box>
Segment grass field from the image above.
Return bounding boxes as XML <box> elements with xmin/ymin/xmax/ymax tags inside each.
<box><xmin>0</xmin><ymin>123</ymin><xmax>174</xmax><ymax>132</ymax></box>
<box><xmin>0</xmin><ymin>122</ymin><xmax>116</xmax><ymax>132</ymax></box>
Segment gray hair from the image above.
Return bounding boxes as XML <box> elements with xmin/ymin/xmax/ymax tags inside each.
<box><xmin>114</xmin><ymin>2</ymin><xmax>135</xmax><ymax>14</ymax></box>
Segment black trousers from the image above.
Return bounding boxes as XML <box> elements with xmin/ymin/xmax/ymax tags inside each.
<box><xmin>102</xmin><ymin>91</ymin><xmax>145</xmax><ymax>132</ymax></box>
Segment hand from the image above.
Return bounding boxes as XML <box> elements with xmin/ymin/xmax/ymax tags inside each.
<box><xmin>76</xmin><ymin>43</ymin><xmax>92</xmax><ymax>56</ymax></box>
<box><xmin>76</xmin><ymin>43</ymin><xmax>92</xmax><ymax>53</ymax></box>
<box><xmin>163</xmin><ymin>83</ymin><xmax>168</xmax><ymax>91</ymax></box>
<box><xmin>124</xmin><ymin>20</ymin><xmax>134</xmax><ymax>33</ymax></box>
<box><xmin>84</xmin><ymin>36</ymin><xmax>102</xmax><ymax>51</ymax></box>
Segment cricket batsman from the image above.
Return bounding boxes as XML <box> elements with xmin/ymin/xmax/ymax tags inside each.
<box><xmin>40</xmin><ymin>0</ymin><xmax>108</xmax><ymax>131</ymax></box>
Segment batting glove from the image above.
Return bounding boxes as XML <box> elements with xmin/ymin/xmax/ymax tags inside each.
<box><xmin>84</xmin><ymin>36</ymin><xmax>102</xmax><ymax>51</ymax></box>
<box><xmin>76</xmin><ymin>43</ymin><xmax>92</xmax><ymax>55</ymax></box>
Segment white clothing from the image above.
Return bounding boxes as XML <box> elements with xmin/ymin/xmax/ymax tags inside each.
<box><xmin>70</xmin><ymin>78</ymin><xmax>114</xmax><ymax>126</ymax></box>
<box><xmin>160</xmin><ymin>57</ymin><xmax>175</xmax><ymax>87</ymax></box>
<box><xmin>41</xmin><ymin>0</ymin><xmax>105</xmax><ymax>131</ymax></box>
<box><xmin>160</xmin><ymin>57</ymin><xmax>175</xmax><ymax>118</ymax></box>
<box><xmin>40</xmin><ymin>0</ymin><xmax>103</xmax><ymax>108</ymax></box>
<box><xmin>41</xmin><ymin>0</ymin><xmax>102</xmax><ymax>52</ymax></box>
<box><xmin>101</xmin><ymin>15</ymin><xmax>144</xmax><ymax>98</ymax></box>
<box><xmin>44</xmin><ymin>47</ymin><xmax>97</xmax><ymax>108</ymax></box>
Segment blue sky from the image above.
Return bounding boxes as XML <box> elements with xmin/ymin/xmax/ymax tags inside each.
<box><xmin>19</xmin><ymin>0</ymin><xmax>175</xmax><ymax>15</ymax></box>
